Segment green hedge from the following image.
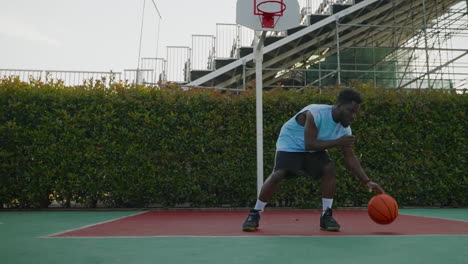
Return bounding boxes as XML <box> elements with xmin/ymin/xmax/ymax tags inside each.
<box><xmin>0</xmin><ymin>77</ymin><xmax>466</xmax><ymax>208</ymax></box>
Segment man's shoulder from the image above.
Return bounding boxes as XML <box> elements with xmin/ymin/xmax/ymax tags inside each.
<box><xmin>304</xmin><ymin>105</ymin><xmax>332</xmax><ymax>119</ymax></box>
<box><xmin>304</xmin><ymin>104</ymin><xmax>332</xmax><ymax>112</ymax></box>
<box><xmin>307</xmin><ymin>104</ymin><xmax>332</xmax><ymax>108</ymax></box>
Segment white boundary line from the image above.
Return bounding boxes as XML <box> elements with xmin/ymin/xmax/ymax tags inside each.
<box><xmin>41</xmin><ymin>211</ymin><xmax>149</xmax><ymax>238</ymax></box>
<box><xmin>399</xmin><ymin>213</ymin><xmax>468</xmax><ymax>223</ymax></box>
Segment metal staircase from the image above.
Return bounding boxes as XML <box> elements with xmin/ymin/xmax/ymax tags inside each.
<box><xmin>185</xmin><ymin>0</ymin><xmax>467</xmax><ymax>90</ymax></box>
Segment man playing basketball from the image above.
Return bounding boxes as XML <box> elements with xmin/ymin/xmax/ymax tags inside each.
<box><xmin>242</xmin><ymin>89</ymin><xmax>385</xmax><ymax>232</ymax></box>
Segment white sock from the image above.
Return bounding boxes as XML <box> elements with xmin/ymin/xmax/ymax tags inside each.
<box><xmin>254</xmin><ymin>200</ymin><xmax>267</xmax><ymax>211</ymax></box>
<box><xmin>322</xmin><ymin>198</ymin><xmax>333</xmax><ymax>216</ymax></box>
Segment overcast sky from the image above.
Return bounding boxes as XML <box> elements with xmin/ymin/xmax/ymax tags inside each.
<box><xmin>0</xmin><ymin>0</ymin><xmax>237</xmax><ymax>72</ymax></box>
<box><xmin>1</xmin><ymin>0</ymin><xmax>466</xmax><ymax>78</ymax></box>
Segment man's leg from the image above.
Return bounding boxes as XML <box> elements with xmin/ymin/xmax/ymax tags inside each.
<box><xmin>320</xmin><ymin>162</ymin><xmax>340</xmax><ymax>231</ymax></box>
<box><xmin>304</xmin><ymin>152</ymin><xmax>336</xmax><ymax>215</ymax></box>
<box><xmin>258</xmin><ymin>169</ymin><xmax>289</xmax><ymax>205</ymax></box>
<box><xmin>321</xmin><ymin>162</ymin><xmax>336</xmax><ymax>211</ymax></box>
<box><xmin>242</xmin><ymin>169</ymin><xmax>289</xmax><ymax>231</ymax></box>
<box><xmin>243</xmin><ymin>151</ymin><xmax>301</xmax><ymax>231</ymax></box>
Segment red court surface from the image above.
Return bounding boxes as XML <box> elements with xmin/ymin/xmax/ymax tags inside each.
<box><xmin>50</xmin><ymin>210</ymin><xmax>468</xmax><ymax>237</ymax></box>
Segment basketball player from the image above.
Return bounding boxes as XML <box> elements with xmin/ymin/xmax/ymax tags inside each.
<box><xmin>242</xmin><ymin>89</ymin><xmax>385</xmax><ymax>232</ymax></box>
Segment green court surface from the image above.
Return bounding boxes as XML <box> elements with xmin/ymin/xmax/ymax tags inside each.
<box><xmin>1</xmin><ymin>209</ymin><xmax>467</xmax><ymax>264</ymax></box>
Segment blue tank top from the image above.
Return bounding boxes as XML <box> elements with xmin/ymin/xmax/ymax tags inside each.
<box><xmin>276</xmin><ymin>104</ymin><xmax>352</xmax><ymax>152</ymax></box>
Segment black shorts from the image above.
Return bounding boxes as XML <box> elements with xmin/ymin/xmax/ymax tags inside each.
<box><xmin>273</xmin><ymin>151</ymin><xmax>332</xmax><ymax>179</ymax></box>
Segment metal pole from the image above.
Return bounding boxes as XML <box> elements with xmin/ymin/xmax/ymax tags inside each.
<box><xmin>335</xmin><ymin>16</ymin><xmax>341</xmax><ymax>85</ymax></box>
<box><xmin>373</xmin><ymin>35</ymin><xmax>376</xmax><ymax>86</ymax></box>
<box><xmin>319</xmin><ymin>60</ymin><xmax>322</xmax><ymax>91</ymax></box>
<box><xmin>254</xmin><ymin>31</ymin><xmax>266</xmax><ymax>198</ymax></box>
<box><xmin>150</xmin><ymin>0</ymin><xmax>162</xmax><ymax>64</ymax></box>
<box><xmin>422</xmin><ymin>0</ymin><xmax>431</xmax><ymax>88</ymax></box>
<box><xmin>237</xmin><ymin>25</ymin><xmax>242</xmax><ymax>55</ymax></box>
<box><xmin>243</xmin><ymin>60</ymin><xmax>246</xmax><ymax>90</ymax></box>
<box><xmin>137</xmin><ymin>0</ymin><xmax>146</xmax><ymax>85</ymax></box>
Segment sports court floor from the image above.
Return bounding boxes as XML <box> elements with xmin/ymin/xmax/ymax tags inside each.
<box><xmin>1</xmin><ymin>208</ymin><xmax>467</xmax><ymax>264</ymax></box>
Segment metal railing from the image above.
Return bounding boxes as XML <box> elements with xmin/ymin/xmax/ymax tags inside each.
<box><xmin>192</xmin><ymin>35</ymin><xmax>216</xmax><ymax>71</ymax></box>
<box><xmin>216</xmin><ymin>23</ymin><xmax>239</xmax><ymax>59</ymax></box>
<box><xmin>0</xmin><ymin>69</ymin><xmax>122</xmax><ymax>86</ymax></box>
<box><xmin>123</xmin><ymin>69</ymin><xmax>154</xmax><ymax>84</ymax></box>
<box><xmin>166</xmin><ymin>46</ymin><xmax>191</xmax><ymax>82</ymax></box>
<box><xmin>140</xmin><ymin>57</ymin><xmax>166</xmax><ymax>83</ymax></box>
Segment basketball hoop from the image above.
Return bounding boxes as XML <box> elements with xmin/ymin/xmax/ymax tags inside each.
<box><xmin>237</xmin><ymin>0</ymin><xmax>300</xmax><ymax>31</ymax></box>
<box><xmin>255</xmin><ymin>0</ymin><xmax>287</xmax><ymax>29</ymax></box>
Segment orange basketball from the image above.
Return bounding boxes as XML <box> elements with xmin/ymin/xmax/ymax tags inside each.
<box><xmin>367</xmin><ymin>194</ymin><xmax>399</xmax><ymax>224</ymax></box>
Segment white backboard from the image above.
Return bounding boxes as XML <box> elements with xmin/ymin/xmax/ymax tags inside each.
<box><xmin>236</xmin><ymin>0</ymin><xmax>300</xmax><ymax>31</ymax></box>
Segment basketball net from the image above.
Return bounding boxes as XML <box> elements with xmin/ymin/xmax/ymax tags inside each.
<box><xmin>255</xmin><ymin>0</ymin><xmax>286</xmax><ymax>29</ymax></box>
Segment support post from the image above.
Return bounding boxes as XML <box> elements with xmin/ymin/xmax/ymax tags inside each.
<box><xmin>243</xmin><ymin>60</ymin><xmax>247</xmax><ymax>90</ymax></box>
<box><xmin>254</xmin><ymin>31</ymin><xmax>266</xmax><ymax>198</ymax></box>
<box><xmin>335</xmin><ymin>16</ymin><xmax>342</xmax><ymax>85</ymax></box>
<box><xmin>422</xmin><ymin>0</ymin><xmax>431</xmax><ymax>88</ymax></box>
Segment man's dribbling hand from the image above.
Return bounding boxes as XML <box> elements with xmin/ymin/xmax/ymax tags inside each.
<box><xmin>366</xmin><ymin>181</ymin><xmax>385</xmax><ymax>194</ymax></box>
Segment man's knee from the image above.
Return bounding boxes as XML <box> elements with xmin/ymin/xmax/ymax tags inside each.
<box><xmin>322</xmin><ymin>162</ymin><xmax>336</xmax><ymax>178</ymax></box>
<box><xmin>270</xmin><ymin>169</ymin><xmax>290</xmax><ymax>182</ymax></box>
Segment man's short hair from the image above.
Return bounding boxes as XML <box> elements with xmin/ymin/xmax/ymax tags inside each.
<box><xmin>336</xmin><ymin>89</ymin><xmax>362</xmax><ymax>105</ymax></box>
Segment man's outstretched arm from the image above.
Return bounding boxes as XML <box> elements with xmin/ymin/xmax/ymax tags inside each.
<box><xmin>341</xmin><ymin>146</ymin><xmax>384</xmax><ymax>194</ymax></box>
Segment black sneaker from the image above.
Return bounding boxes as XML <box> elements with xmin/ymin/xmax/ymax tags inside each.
<box><xmin>320</xmin><ymin>208</ymin><xmax>340</xmax><ymax>231</ymax></box>
<box><xmin>242</xmin><ymin>209</ymin><xmax>261</xmax><ymax>231</ymax></box>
